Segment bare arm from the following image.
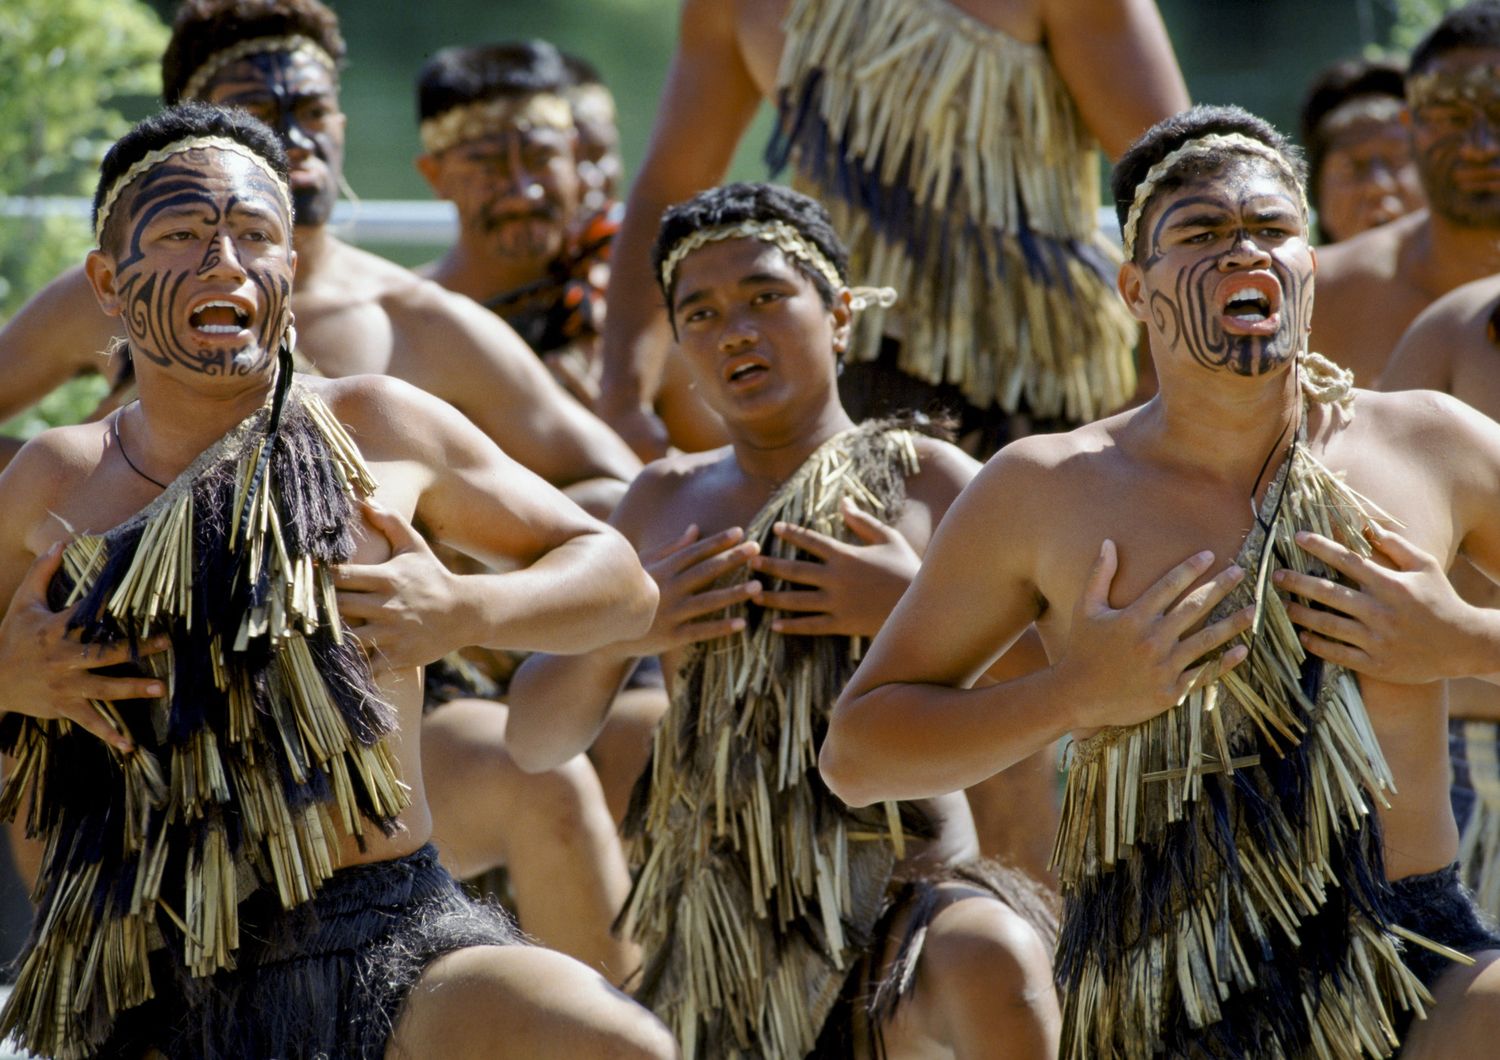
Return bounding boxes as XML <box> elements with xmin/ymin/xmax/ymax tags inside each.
<box><xmin>1042</xmin><ymin>0</ymin><xmax>1190</xmax><ymax>160</ymax></box>
<box><xmin>390</xmin><ymin>284</ymin><xmax>641</xmax><ymax>499</ymax></box>
<box><xmin>0</xmin><ymin>265</ymin><xmax>121</xmax><ymax>423</ymax></box>
<box><xmin>598</xmin><ymin>0</ymin><xmax>763</xmax><ymax>455</ymax></box>
<box><xmin>328</xmin><ymin>377</ymin><xmax>656</xmax><ymax>665</ymax></box>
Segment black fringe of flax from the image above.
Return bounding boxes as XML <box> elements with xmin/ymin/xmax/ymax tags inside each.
<box><xmin>766</xmin><ymin>0</ymin><xmax>1139</xmax><ymax>421</ymax></box>
<box><xmin>0</xmin><ymin>380</ymin><xmax>410</xmax><ymax>1060</ymax></box>
<box><xmin>620</xmin><ymin>421</ymin><xmax>936</xmax><ymax>1060</ymax></box>
<box><xmin>1052</xmin><ymin>428</ymin><xmax>1462</xmax><ymax>1059</ymax></box>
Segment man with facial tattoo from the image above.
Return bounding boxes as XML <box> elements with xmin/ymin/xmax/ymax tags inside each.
<box><xmin>0</xmin><ymin>101</ymin><xmax>673</xmax><ymax>1060</ymax></box>
<box><xmin>0</xmin><ymin>0</ymin><xmax>640</xmax><ymax>517</ymax></box>
<box><xmin>0</xmin><ymin>0</ymin><xmax>645</xmax><ymax>981</ymax></box>
<box><xmin>1311</xmin><ymin>1</ymin><xmax>1500</xmax><ymax>385</ymax></box>
<box><xmin>823</xmin><ymin>104</ymin><xmax>1500</xmax><ymax>1058</ymax></box>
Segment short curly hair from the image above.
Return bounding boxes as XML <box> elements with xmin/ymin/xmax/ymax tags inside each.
<box><xmin>1111</xmin><ymin>105</ymin><xmax>1305</xmax><ymax>261</ymax></box>
<box><xmin>651</xmin><ymin>182</ymin><xmax>849</xmax><ymax>311</ymax></box>
<box><xmin>416</xmin><ymin>40</ymin><xmax>570</xmax><ymax>123</ymax></box>
<box><xmin>93</xmin><ymin>102</ymin><xmax>289</xmax><ymax>253</ymax></box>
<box><xmin>162</xmin><ymin>0</ymin><xmax>346</xmax><ymax>104</ymax></box>
<box><xmin>1410</xmin><ymin>0</ymin><xmax>1500</xmax><ymax>76</ymax></box>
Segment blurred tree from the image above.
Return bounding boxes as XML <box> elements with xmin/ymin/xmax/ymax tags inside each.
<box><xmin>0</xmin><ymin>0</ymin><xmax>166</xmax><ymax>436</ymax></box>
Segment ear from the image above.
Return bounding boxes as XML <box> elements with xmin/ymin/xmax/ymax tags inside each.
<box><xmin>1117</xmin><ymin>261</ymin><xmax>1152</xmax><ymax>323</ymax></box>
<box><xmin>414</xmin><ymin>153</ymin><xmax>446</xmax><ymax>197</ymax></box>
<box><xmin>84</xmin><ymin>248</ymin><xmax>124</xmax><ymax>319</ymax></box>
<box><xmin>831</xmin><ymin>288</ymin><xmax>854</xmax><ymax>353</ymax></box>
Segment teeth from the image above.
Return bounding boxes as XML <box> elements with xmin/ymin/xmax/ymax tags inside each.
<box><xmin>198</xmin><ymin>325</ymin><xmax>243</xmax><ymax>334</ymax></box>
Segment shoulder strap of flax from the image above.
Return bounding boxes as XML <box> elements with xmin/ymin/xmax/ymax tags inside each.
<box><xmin>1052</xmin><ymin>353</ymin><xmax>1466</xmax><ymax>1059</ymax></box>
<box><xmin>620</xmin><ymin>419</ymin><xmax>933</xmax><ymax>1060</ymax></box>
<box><xmin>0</xmin><ymin>364</ymin><xmax>409</xmax><ymax>1060</ymax></box>
<box><xmin>766</xmin><ymin>0</ymin><xmax>1138</xmax><ymax>422</ymax></box>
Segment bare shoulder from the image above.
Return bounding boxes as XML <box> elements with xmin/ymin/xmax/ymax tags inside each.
<box><xmin>1315</xmin><ymin>213</ymin><xmax>1419</xmax><ymax>286</ymax></box>
<box><xmin>610</xmin><ymin>446</ymin><xmax>733</xmax><ymax>547</ymax></box>
<box><xmin>1337</xmin><ymin>387</ymin><xmax>1499</xmax><ymax>467</ymax></box>
<box><xmin>0</xmin><ymin>422</ymin><xmax>111</xmax><ymax>543</ymax></box>
<box><xmin>304</xmin><ymin>373</ymin><xmax>455</xmax><ymax>462</ymax></box>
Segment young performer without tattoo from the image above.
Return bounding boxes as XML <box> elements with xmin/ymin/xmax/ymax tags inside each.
<box><xmin>506</xmin><ymin>183</ymin><xmax>1060</xmax><ymax>1059</ymax></box>
<box><xmin>825</xmin><ymin>105</ymin><xmax>1500</xmax><ymax>1059</ymax></box>
<box><xmin>0</xmin><ymin>102</ymin><xmax>671</xmax><ymax>1060</ymax></box>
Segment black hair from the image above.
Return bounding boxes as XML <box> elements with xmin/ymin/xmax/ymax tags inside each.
<box><xmin>93</xmin><ymin>102</ymin><xmax>290</xmax><ymax>252</ymax></box>
<box><xmin>162</xmin><ymin>0</ymin><xmax>346</xmax><ymax>105</ymax></box>
<box><xmin>651</xmin><ymin>182</ymin><xmax>850</xmax><ymax>311</ymax></box>
<box><xmin>560</xmin><ymin>51</ymin><xmax>605</xmax><ymax>89</ymax></box>
<box><xmin>1410</xmin><ymin>0</ymin><xmax>1500</xmax><ymax>75</ymax></box>
<box><xmin>416</xmin><ymin>41</ymin><xmax>571</xmax><ymax>123</ymax></box>
<box><xmin>1111</xmin><ymin>104</ymin><xmax>1305</xmax><ymax>261</ymax></box>
<box><xmin>1299</xmin><ymin>57</ymin><xmax>1407</xmax><ymax>193</ymax></box>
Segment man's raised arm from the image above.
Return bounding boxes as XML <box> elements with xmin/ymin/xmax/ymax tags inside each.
<box><xmin>598</xmin><ymin>0</ymin><xmax>763</xmax><ymax>457</ymax></box>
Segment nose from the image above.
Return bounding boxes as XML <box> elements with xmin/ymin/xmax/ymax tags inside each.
<box><xmin>1219</xmin><ymin>230</ymin><xmax>1271</xmax><ymax>270</ymax></box>
<box><xmin>278</xmin><ymin>115</ymin><xmax>315</xmax><ymax>158</ymax></box>
<box><xmin>718</xmin><ymin>310</ymin><xmax>758</xmax><ymax>354</ymax></box>
<box><xmin>1462</xmin><ymin>118</ymin><xmax>1500</xmax><ymax>159</ymax></box>
<box><xmin>199</xmin><ymin>231</ymin><xmax>248</xmax><ymax>281</ymax></box>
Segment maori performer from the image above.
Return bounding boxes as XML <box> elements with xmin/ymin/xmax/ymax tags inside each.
<box><xmin>826</xmin><ymin>105</ymin><xmax>1500</xmax><ymax>1058</ymax></box>
<box><xmin>0</xmin><ymin>103</ymin><xmax>670</xmax><ymax>1059</ymax></box>
<box><xmin>507</xmin><ymin>183</ymin><xmax>1060</xmax><ymax>1059</ymax></box>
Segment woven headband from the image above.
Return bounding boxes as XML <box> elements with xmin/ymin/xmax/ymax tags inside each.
<box><xmin>94</xmin><ymin>135</ymin><xmax>293</xmax><ymax>245</ymax></box>
<box><xmin>180</xmin><ymin>34</ymin><xmax>338</xmax><ymax>102</ymax></box>
<box><xmin>1407</xmin><ymin>64</ymin><xmax>1500</xmax><ymax>109</ymax></box>
<box><xmin>1121</xmin><ymin>132</ymin><xmax>1307</xmax><ymax>260</ymax></box>
<box><xmin>419</xmin><ymin>92</ymin><xmax>574</xmax><ymax>155</ymax></box>
<box><xmin>658</xmin><ymin>219</ymin><xmax>896</xmax><ymax>311</ymax></box>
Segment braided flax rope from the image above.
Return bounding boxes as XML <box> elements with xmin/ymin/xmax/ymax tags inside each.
<box><xmin>180</xmin><ymin>34</ymin><xmax>337</xmax><ymax>102</ymax></box>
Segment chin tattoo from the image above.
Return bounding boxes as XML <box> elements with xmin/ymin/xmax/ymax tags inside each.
<box><xmin>1148</xmin><ymin>254</ymin><xmax>1312</xmax><ymax>377</ymax></box>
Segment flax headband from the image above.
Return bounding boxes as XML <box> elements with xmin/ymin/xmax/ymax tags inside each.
<box><xmin>1407</xmin><ymin>64</ymin><xmax>1500</xmax><ymax>109</ymax></box>
<box><xmin>180</xmin><ymin>35</ymin><xmax>338</xmax><ymax>102</ymax></box>
<box><xmin>94</xmin><ymin>135</ymin><xmax>293</xmax><ymax>245</ymax></box>
<box><xmin>1121</xmin><ymin>132</ymin><xmax>1308</xmax><ymax>260</ymax></box>
<box><xmin>658</xmin><ymin>219</ymin><xmax>897</xmax><ymax>310</ymax></box>
<box><xmin>420</xmin><ymin>93</ymin><xmax>575</xmax><ymax>154</ymax></box>
<box><xmin>566</xmin><ymin>83</ymin><xmax>617</xmax><ymax>124</ymax></box>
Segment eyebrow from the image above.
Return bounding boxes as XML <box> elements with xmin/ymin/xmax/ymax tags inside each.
<box><xmin>673</xmin><ymin>271</ymin><xmax>797</xmax><ymax>313</ymax></box>
<box><xmin>1163</xmin><ymin>209</ymin><xmax>1230</xmax><ymax>230</ymax></box>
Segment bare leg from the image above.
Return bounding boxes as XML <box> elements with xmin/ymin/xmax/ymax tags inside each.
<box><xmin>964</xmin><ymin>743</ymin><xmax>1060</xmax><ymax>886</ymax></box>
<box><xmin>387</xmin><ymin>945</ymin><xmax>675</xmax><ymax>1060</ymax></box>
<box><xmin>423</xmin><ymin>698</ymin><xmax>636</xmax><ymax>978</ymax></box>
<box><xmin>1399</xmin><ymin>949</ymin><xmax>1500</xmax><ymax>1059</ymax></box>
<box><xmin>588</xmin><ymin>684</ymin><xmax>667</xmax><ymax>826</ymax></box>
<box><xmin>873</xmin><ymin>885</ymin><xmax>1059</xmax><ymax>1059</ymax></box>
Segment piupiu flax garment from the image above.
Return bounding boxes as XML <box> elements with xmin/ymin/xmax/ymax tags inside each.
<box><xmin>620</xmin><ymin>421</ymin><xmax>933</xmax><ymax>1060</ymax></box>
<box><xmin>0</xmin><ymin>373</ymin><xmax>410</xmax><ymax>1060</ymax></box>
<box><xmin>1052</xmin><ymin>368</ymin><xmax>1466</xmax><ymax>1059</ymax></box>
<box><xmin>767</xmin><ymin>0</ymin><xmax>1139</xmax><ymax>423</ymax></box>
<box><xmin>1452</xmin><ymin>718</ymin><xmax>1500</xmax><ymax>917</ymax></box>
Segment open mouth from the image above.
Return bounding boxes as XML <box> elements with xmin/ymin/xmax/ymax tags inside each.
<box><xmin>1218</xmin><ymin>276</ymin><xmax>1283</xmax><ymax>334</ymax></box>
<box><xmin>723</xmin><ymin>357</ymin><xmax>770</xmax><ymax>386</ymax></box>
<box><xmin>189</xmin><ymin>299</ymin><xmax>252</xmax><ymax>336</ymax></box>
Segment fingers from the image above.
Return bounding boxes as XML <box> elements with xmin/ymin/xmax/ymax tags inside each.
<box><xmin>1171</xmin><ymin>605</ymin><xmax>1256</xmax><ymax>671</ymax></box>
<box><xmin>757</xmin><ymin>588</ymin><xmax>829</xmax><ymax>613</ymax></box>
<box><xmin>664</xmin><ymin>527</ymin><xmax>752</xmax><ymax>577</ymax></box>
<box><xmin>1298</xmin><ymin>630</ymin><xmax>1374</xmax><ymax>672</ymax></box>
<box><xmin>1272</xmin><ymin>569</ymin><xmax>1371</xmax><ymax>619</ymax></box>
<box><xmin>359</xmin><ymin>499</ymin><xmax>427</xmax><ymax>556</ymax></box>
<box><xmin>334</xmin><ymin>590</ymin><xmax>385</xmax><ymax>621</ymax></box>
<box><xmin>331</xmin><ymin>563</ymin><xmax>390</xmax><ymax>590</ymax></box>
<box><xmin>673</xmin><ymin>615</ymin><xmax>747</xmax><ymax>645</ymax></box>
<box><xmin>772</xmin><ymin>521</ymin><xmax>838</xmax><ymax>559</ymax></box>
<box><xmin>1294</xmin><ymin>532</ymin><xmax>1384</xmax><ymax>586</ymax></box>
<box><xmin>838</xmin><ymin>499</ymin><xmax>898</xmax><ymax>545</ymax></box>
<box><xmin>1133</xmin><ymin>549</ymin><xmax>1216</xmax><ymax>616</ymax></box>
<box><xmin>15</xmin><ymin>542</ymin><xmax>65</xmax><ymax>606</ymax></box>
<box><xmin>671</xmin><ymin>580</ymin><xmax>761</xmax><ymax>620</ymax></box>
<box><xmin>1365</xmin><ymin>521</ymin><xmax>1430</xmax><ymax>573</ymax></box>
<box><xmin>1163</xmin><ymin>563</ymin><xmax>1244</xmax><ymax>635</ymax></box>
<box><xmin>62</xmin><ymin>700</ymin><xmax>135</xmax><ymax>752</ymax></box>
<box><xmin>674</xmin><ymin>540</ymin><xmax>758</xmax><ymax>593</ymax></box>
<box><xmin>1080</xmin><ymin>539</ymin><xmax>1120</xmax><ymax>615</ymax></box>
<box><xmin>66</xmin><ymin>634</ymin><xmax>171</xmax><ymax>670</ymax></box>
<box><xmin>1172</xmin><ymin>642</ymin><xmax>1251</xmax><ymax>702</ymax></box>
<box><xmin>770</xmin><ymin>613</ymin><xmax>839</xmax><ymax>635</ymax></box>
<box><xmin>1283</xmin><ymin>602</ymin><xmax>1366</xmax><ymax>647</ymax></box>
<box><xmin>641</xmin><ymin>525</ymin><xmax>700</xmax><ymax>566</ymax></box>
<box><xmin>749</xmin><ymin>553</ymin><xmax>826</xmax><ymax>588</ymax></box>
<box><xmin>81</xmin><ymin>674</ymin><xmax>166</xmax><ymax>703</ymax></box>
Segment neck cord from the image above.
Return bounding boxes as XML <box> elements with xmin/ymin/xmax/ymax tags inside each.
<box><xmin>114</xmin><ymin>409</ymin><xmax>168</xmax><ymax>490</ymax></box>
